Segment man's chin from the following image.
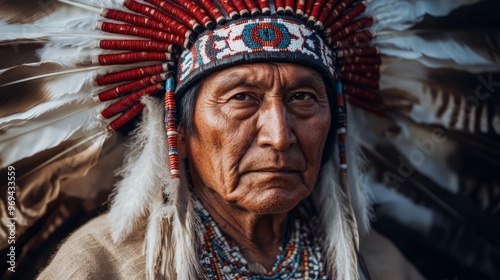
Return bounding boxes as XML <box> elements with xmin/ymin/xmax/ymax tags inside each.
<box><xmin>237</xmin><ymin>189</ymin><xmax>308</xmax><ymax>215</ymax></box>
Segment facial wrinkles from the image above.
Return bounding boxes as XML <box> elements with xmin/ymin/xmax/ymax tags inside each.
<box><xmin>188</xmin><ymin>63</ymin><xmax>331</xmax><ymax>212</ymax></box>
<box><xmin>238</xmin><ymin>65</ymin><xmax>308</xmax><ymax>182</ymax></box>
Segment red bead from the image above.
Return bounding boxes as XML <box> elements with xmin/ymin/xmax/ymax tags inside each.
<box><xmin>145</xmin><ymin>0</ymin><xmax>203</xmax><ymax>33</ymax></box>
<box><xmin>315</xmin><ymin>0</ymin><xmax>335</xmax><ymax>30</ymax></box>
<box><xmin>124</xmin><ymin>0</ymin><xmax>194</xmax><ymax>40</ymax></box>
<box><xmin>340</xmin><ymin>72</ymin><xmax>379</xmax><ymax>90</ymax></box>
<box><xmin>98</xmin><ymin>74</ymin><xmax>166</xmax><ymax>101</ymax></box>
<box><xmin>295</xmin><ymin>0</ymin><xmax>306</xmax><ymax>17</ymax></box>
<box><xmin>98</xmin><ymin>22</ymin><xmax>188</xmax><ymax>47</ymax></box>
<box><xmin>306</xmin><ymin>0</ymin><xmax>325</xmax><ymax>27</ymax></box>
<box><xmin>325</xmin><ymin>2</ymin><xmax>367</xmax><ymax>37</ymax></box>
<box><xmin>101</xmin><ymin>84</ymin><xmax>164</xmax><ymax>119</ymax></box>
<box><xmin>324</xmin><ymin>0</ymin><xmax>355</xmax><ymax>28</ymax></box>
<box><xmin>232</xmin><ymin>0</ymin><xmax>250</xmax><ymax>17</ymax></box>
<box><xmin>96</xmin><ymin>64</ymin><xmax>168</xmax><ymax>86</ymax></box>
<box><xmin>257</xmin><ymin>0</ymin><xmax>271</xmax><ymax>14</ymax></box>
<box><xmin>220</xmin><ymin>0</ymin><xmax>240</xmax><ymax>19</ymax></box>
<box><xmin>340</xmin><ymin>55</ymin><xmax>381</xmax><ymax>65</ymax></box>
<box><xmin>107</xmin><ymin>102</ymin><xmax>144</xmax><ymax>131</ymax></box>
<box><xmin>171</xmin><ymin>0</ymin><xmax>215</xmax><ymax>29</ymax></box>
<box><xmin>304</xmin><ymin>0</ymin><xmax>315</xmax><ymax>20</ymax></box>
<box><xmin>336</xmin><ymin>47</ymin><xmax>379</xmax><ymax>58</ymax></box>
<box><xmin>97</xmin><ymin>52</ymin><xmax>174</xmax><ymax>65</ymax></box>
<box><xmin>199</xmin><ymin>0</ymin><xmax>226</xmax><ymax>24</ymax></box>
<box><xmin>329</xmin><ymin>16</ymin><xmax>374</xmax><ymax>42</ymax></box>
<box><xmin>99</xmin><ymin>40</ymin><xmax>177</xmax><ymax>52</ymax></box>
<box><xmin>275</xmin><ymin>0</ymin><xmax>285</xmax><ymax>14</ymax></box>
<box><xmin>243</xmin><ymin>0</ymin><xmax>260</xmax><ymax>15</ymax></box>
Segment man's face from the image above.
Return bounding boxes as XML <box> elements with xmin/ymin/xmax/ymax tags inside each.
<box><xmin>184</xmin><ymin>63</ymin><xmax>331</xmax><ymax>214</ymax></box>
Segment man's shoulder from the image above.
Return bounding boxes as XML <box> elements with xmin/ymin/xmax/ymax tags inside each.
<box><xmin>37</xmin><ymin>213</ymin><xmax>147</xmax><ymax>280</ymax></box>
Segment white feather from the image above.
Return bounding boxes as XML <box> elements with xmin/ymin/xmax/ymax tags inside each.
<box><xmin>312</xmin><ymin>159</ymin><xmax>360</xmax><ymax>280</ymax></box>
<box><xmin>375</xmin><ymin>30</ymin><xmax>500</xmax><ymax>69</ymax></box>
<box><xmin>67</xmin><ymin>0</ymin><xmax>127</xmax><ymax>11</ymax></box>
<box><xmin>144</xmin><ymin>200</ymin><xmax>165</xmax><ymax>280</ymax></box>
<box><xmin>347</xmin><ymin>105</ymin><xmax>373</xmax><ymax>236</ymax></box>
<box><xmin>108</xmin><ymin>97</ymin><xmax>169</xmax><ymax>243</ymax></box>
<box><xmin>169</xmin><ymin>170</ymin><xmax>199</xmax><ymax>280</ymax></box>
<box><xmin>0</xmin><ymin>100</ymin><xmax>106</xmax><ymax>167</ymax></box>
<box><xmin>366</xmin><ymin>0</ymin><xmax>482</xmax><ymax>31</ymax></box>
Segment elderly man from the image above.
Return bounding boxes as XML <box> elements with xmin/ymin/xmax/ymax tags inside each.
<box><xmin>2</xmin><ymin>0</ymin><xmax>462</xmax><ymax>279</ymax></box>
<box><xmin>34</xmin><ymin>0</ymin><xmax>369</xmax><ymax>277</ymax></box>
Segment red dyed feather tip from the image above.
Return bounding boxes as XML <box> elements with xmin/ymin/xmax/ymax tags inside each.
<box><xmin>92</xmin><ymin>0</ymin><xmax>381</xmax><ymax>131</ymax></box>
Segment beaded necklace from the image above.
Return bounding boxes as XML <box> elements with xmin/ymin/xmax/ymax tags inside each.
<box><xmin>195</xmin><ymin>199</ymin><xmax>328</xmax><ymax>279</ymax></box>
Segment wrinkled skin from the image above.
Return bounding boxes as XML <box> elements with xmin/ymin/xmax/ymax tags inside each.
<box><xmin>181</xmin><ymin>63</ymin><xmax>331</xmax><ymax>269</ymax></box>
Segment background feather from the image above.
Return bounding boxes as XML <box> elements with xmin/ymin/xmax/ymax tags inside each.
<box><xmin>376</xmin><ymin>30</ymin><xmax>500</xmax><ymax>71</ymax></box>
<box><xmin>313</xmin><ymin>160</ymin><xmax>360</xmax><ymax>280</ymax></box>
<box><xmin>367</xmin><ymin>0</ymin><xmax>482</xmax><ymax>31</ymax></box>
<box><xmin>0</xmin><ymin>100</ymin><xmax>106</xmax><ymax>167</ymax></box>
<box><xmin>0</xmin><ymin>0</ymin><xmax>65</xmax><ymax>24</ymax></box>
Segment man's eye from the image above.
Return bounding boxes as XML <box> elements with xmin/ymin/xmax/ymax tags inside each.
<box><xmin>292</xmin><ymin>92</ymin><xmax>315</xmax><ymax>101</ymax></box>
<box><xmin>232</xmin><ymin>93</ymin><xmax>249</xmax><ymax>101</ymax></box>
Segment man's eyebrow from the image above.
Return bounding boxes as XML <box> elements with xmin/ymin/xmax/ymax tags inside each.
<box><xmin>288</xmin><ymin>73</ymin><xmax>325</xmax><ymax>88</ymax></box>
<box><xmin>212</xmin><ymin>70</ymin><xmax>255</xmax><ymax>89</ymax></box>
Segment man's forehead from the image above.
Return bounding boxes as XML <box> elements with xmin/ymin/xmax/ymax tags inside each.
<box><xmin>208</xmin><ymin>63</ymin><xmax>325</xmax><ymax>84</ymax></box>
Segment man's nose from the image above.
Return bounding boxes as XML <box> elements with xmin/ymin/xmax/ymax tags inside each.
<box><xmin>256</xmin><ymin>101</ymin><xmax>297</xmax><ymax>151</ymax></box>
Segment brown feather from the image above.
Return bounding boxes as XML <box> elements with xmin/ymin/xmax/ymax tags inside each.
<box><xmin>380</xmin><ymin>58</ymin><xmax>500</xmax><ymax>135</ymax></box>
<box><xmin>0</xmin><ymin>0</ymin><xmax>64</xmax><ymax>23</ymax></box>
<box><xmin>0</xmin><ymin>63</ymin><xmax>64</xmax><ymax>117</ymax></box>
<box><xmin>0</xmin><ymin>39</ymin><xmax>44</xmax><ymax>69</ymax></box>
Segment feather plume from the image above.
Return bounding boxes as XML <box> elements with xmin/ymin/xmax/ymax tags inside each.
<box><xmin>167</xmin><ymin>164</ymin><xmax>199</xmax><ymax>280</ymax></box>
<box><xmin>0</xmin><ymin>99</ymin><xmax>106</xmax><ymax>167</ymax></box>
<box><xmin>312</xmin><ymin>159</ymin><xmax>360</xmax><ymax>280</ymax></box>
<box><xmin>346</xmin><ymin>105</ymin><xmax>373</xmax><ymax>236</ymax></box>
<box><xmin>144</xmin><ymin>199</ymin><xmax>166</xmax><ymax>280</ymax></box>
<box><xmin>378</xmin><ymin>58</ymin><xmax>500</xmax><ymax>135</ymax></box>
<box><xmin>108</xmin><ymin>97</ymin><xmax>168</xmax><ymax>243</ymax></box>
<box><xmin>110</xmin><ymin>97</ymin><xmax>198</xmax><ymax>279</ymax></box>
<box><xmin>0</xmin><ymin>62</ymin><xmax>143</xmax><ymax>119</ymax></box>
<box><xmin>367</xmin><ymin>0</ymin><xmax>482</xmax><ymax>31</ymax></box>
<box><xmin>376</xmin><ymin>30</ymin><xmax>500</xmax><ymax>70</ymax></box>
<box><xmin>0</xmin><ymin>63</ymin><xmax>100</xmax><ymax>117</ymax></box>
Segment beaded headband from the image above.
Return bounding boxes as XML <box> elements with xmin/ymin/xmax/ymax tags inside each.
<box><xmin>90</xmin><ymin>0</ymin><xmax>381</xmax><ymax>178</ymax></box>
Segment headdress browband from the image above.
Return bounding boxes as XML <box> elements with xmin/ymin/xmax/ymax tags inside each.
<box><xmin>86</xmin><ymin>0</ymin><xmax>381</xmax><ymax>177</ymax></box>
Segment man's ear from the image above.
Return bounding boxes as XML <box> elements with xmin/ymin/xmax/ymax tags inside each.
<box><xmin>177</xmin><ymin>127</ymin><xmax>188</xmax><ymax>158</ymax></box>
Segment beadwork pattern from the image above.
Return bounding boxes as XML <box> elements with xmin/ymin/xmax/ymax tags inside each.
<box><xmin>178</xmin><ymin>17</ymin><xmax>335</xmax><ymax>83</ymax></box>
<box><xmin>195</xmin><ymin>199</ymin><xmax>328</xmax><ymax>279</ymax></box>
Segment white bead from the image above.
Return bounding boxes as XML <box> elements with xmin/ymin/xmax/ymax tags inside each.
<box><xmin>222</xmin><ymin>265</ymin><xmax>232</xmax><ymax>273</ymax></box>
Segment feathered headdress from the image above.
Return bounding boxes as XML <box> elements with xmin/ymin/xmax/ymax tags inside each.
<box><xmin>1</xmin><ymin>0</ymin><xmax>499</xmax><ymax>279</ymax></box>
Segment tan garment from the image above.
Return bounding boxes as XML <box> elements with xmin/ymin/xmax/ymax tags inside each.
<box><xmin>38</xmin><ymin>213</ymin><xmax>425</xmax><ymax>280</ymax></box>
<box><xmin>37</xmin><ymin>214</ymin><xmax>147</xmax><ymax>280</ymax></box>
